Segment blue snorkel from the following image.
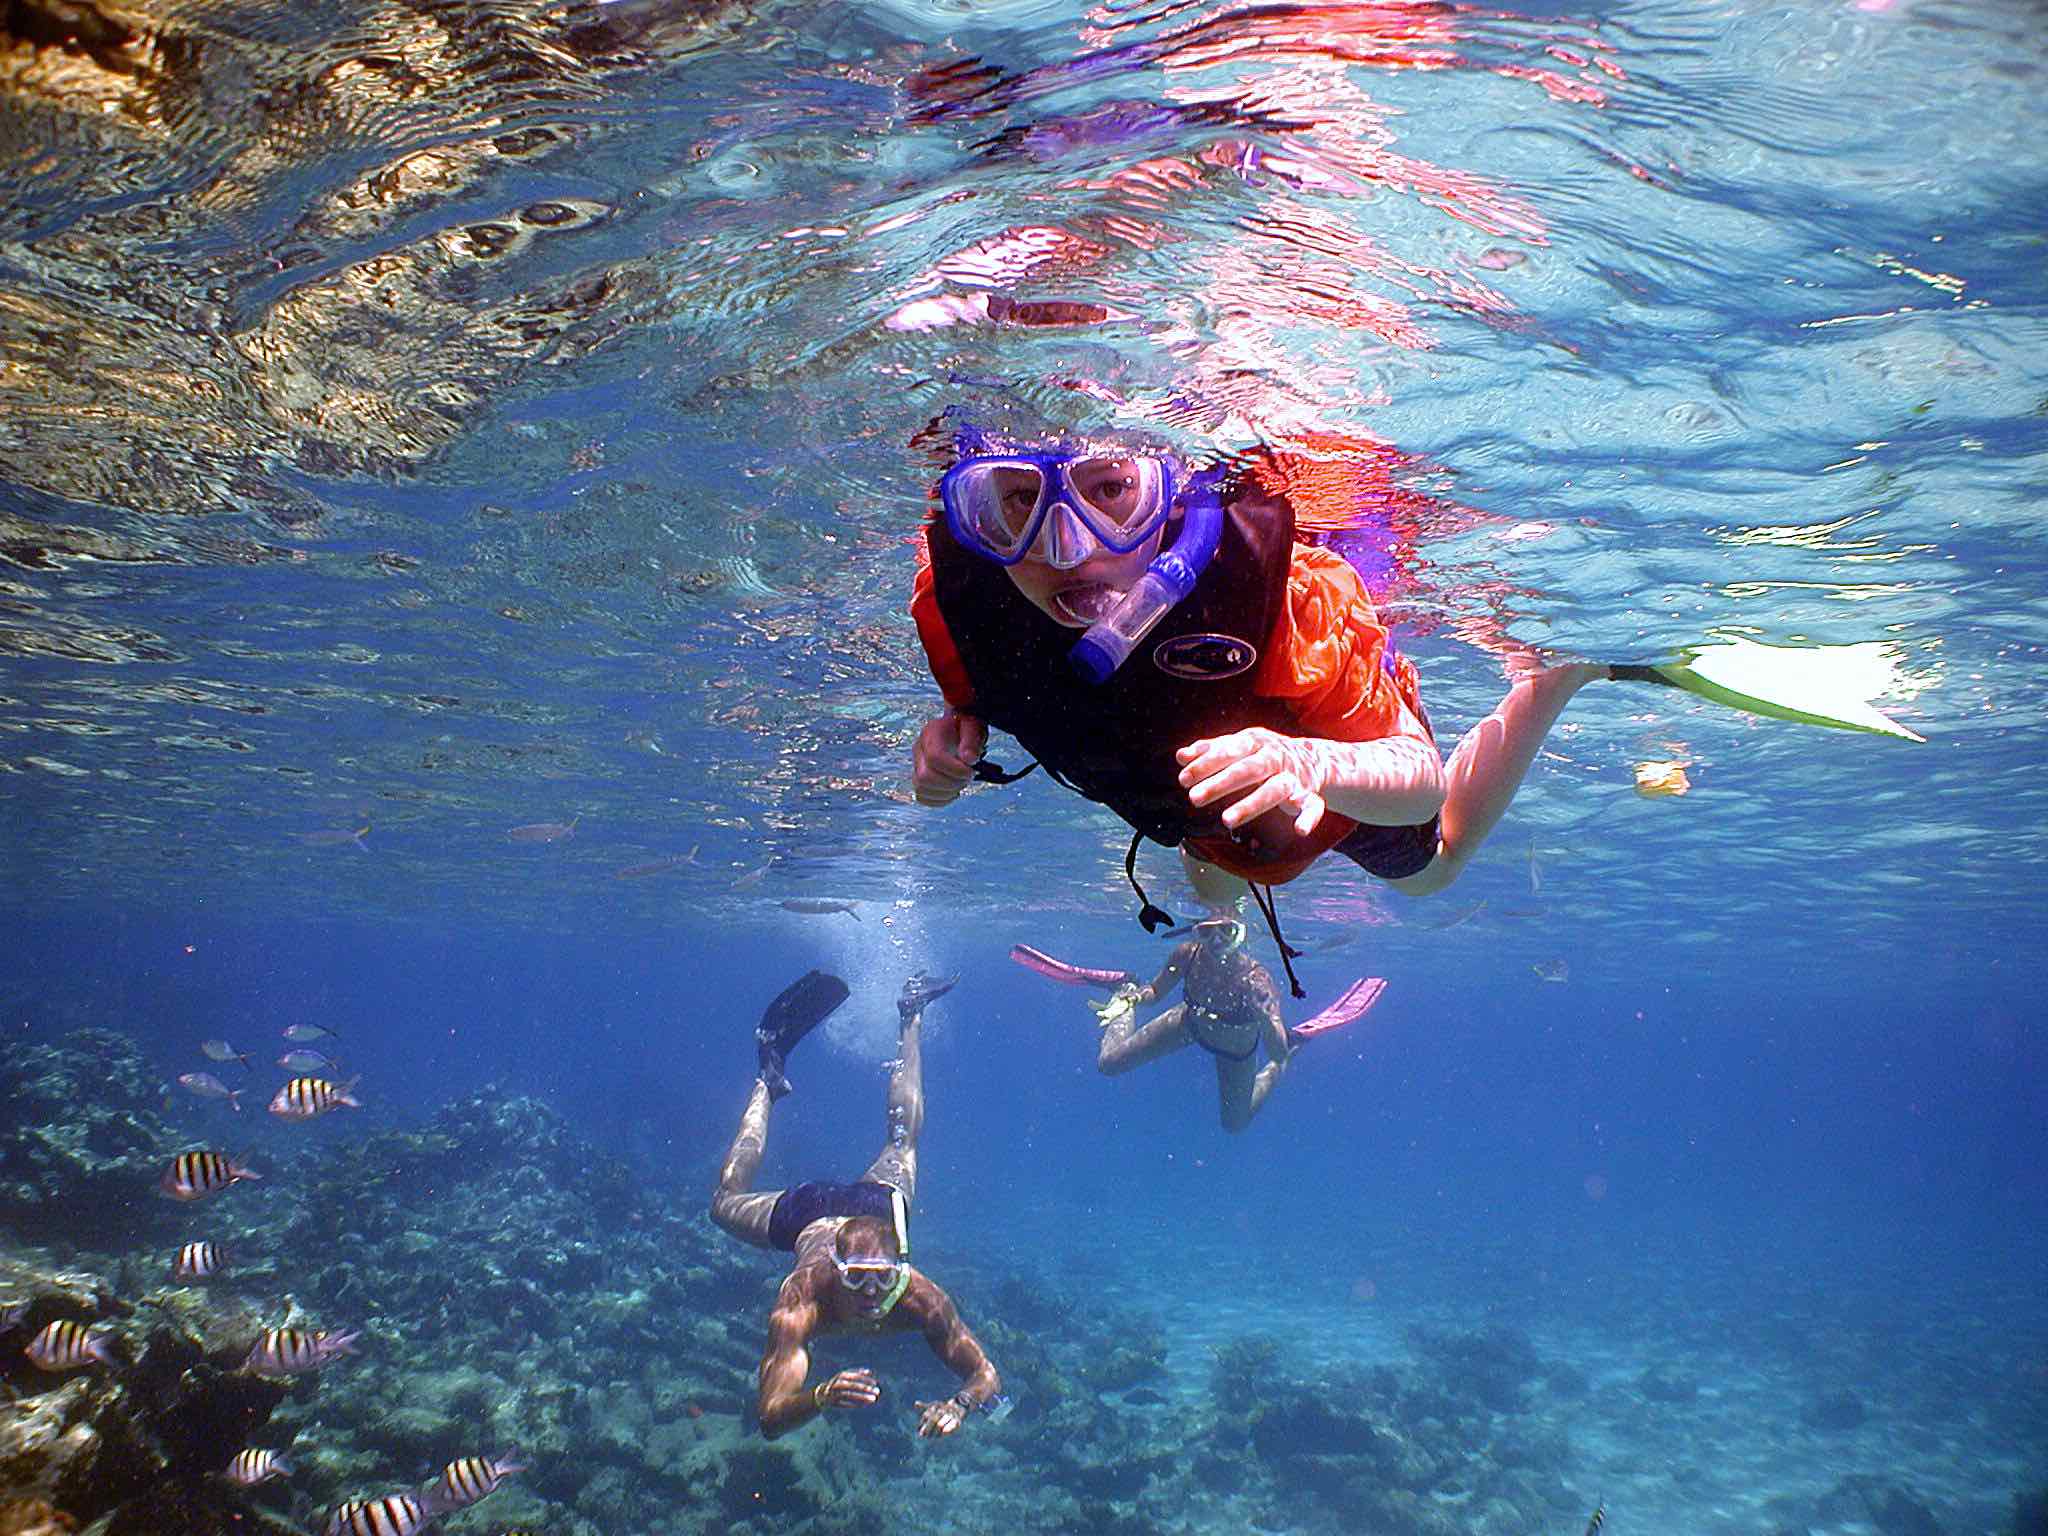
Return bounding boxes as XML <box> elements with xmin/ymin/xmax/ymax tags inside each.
<box><xmin>1067</xmin><ymin>466</ymin><xmax>1225</xmax><ymax>685</ymax></box>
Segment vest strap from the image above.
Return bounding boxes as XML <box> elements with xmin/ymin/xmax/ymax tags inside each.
<box><xmin>1249</xmin><ymin>882</ymin><xmax>1307</xmax><ymax>998</ymax></box>
<box><xmin>1122</xmin><ymin>831</ymin><xmax>1178</xmax><ymax>933</ymax></box>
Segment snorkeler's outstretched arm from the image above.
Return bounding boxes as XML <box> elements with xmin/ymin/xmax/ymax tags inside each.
<box><xmin>1134</xmin><ymin>940</ymin><xmax>1196</xmax><ymax>1005</ymax></box>
<box><xmin>911</xmin><ymin>709</ymin><xmax>988</xmax><ymax>806</ymax></box>
<box><xmin>1254</xmin><ymin>971</ymin><xmax>1291</xmax><ymax>1064</ymax></box>
<box><xmin>756</xmin><ymin>1282</ymin><xmax>829</xmax><ymax>1438</ymax></box>
<box><xmin>909</xmin><ymin>1279</ymin><xmax>1000</xmax><ymax>1436</ymax></box>
<box><xmin>1177</xmin><ymin>720</ymin><xmax>1445</xmax><ymax>837</ymax></box>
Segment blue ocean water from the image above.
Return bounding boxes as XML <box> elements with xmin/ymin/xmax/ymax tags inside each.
<box><xmin>2</xmin><ymin>0</ymin><xmax>2044</xmax><ymax>1533</ymax></box>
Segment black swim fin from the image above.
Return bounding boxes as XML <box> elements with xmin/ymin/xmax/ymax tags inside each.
<box><xmin>897</xmin><ymin>970</ymin><xmax>958</xmax><ymax>1021</ymax></box>
<box><xmin>757</xmin><ymin>969</ymin><xmax>850</xmax><ymax>1101</ymax></box>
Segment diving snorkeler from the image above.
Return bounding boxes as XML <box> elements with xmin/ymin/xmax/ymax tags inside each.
<box><xmin>1014</xmin><ymin>857</ymin><xmax>1388</xmax><ymax>1131</ymax></box>
<box><xmin>906</xmin><ymin>424</ymin><xmax>1919</xmax><ymax>989</ymax></box>
<box><xmin>907</xmin><ymin>425</ymin><xmax>1609</xmax><ymax>990</ymax></box>
<box><xmin>709</xmin><ymin>969</ymin><xmax>1006</xmax><ymax>1440</ymax></box>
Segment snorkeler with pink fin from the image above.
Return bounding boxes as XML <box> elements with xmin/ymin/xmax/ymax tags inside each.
<box><xmin>1011</xmin><ymin>858</ymin><xmax>1387</xmax><ymax>1132</ymax></box>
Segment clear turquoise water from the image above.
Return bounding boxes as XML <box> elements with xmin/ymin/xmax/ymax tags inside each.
<box><xmin>2</xmin><ymin>1</ymin><xmax>2043</xmax><ymax>1532</ymax></box>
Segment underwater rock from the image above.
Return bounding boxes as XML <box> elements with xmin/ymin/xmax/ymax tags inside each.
<box><xmin>1209</xmin><ymin>1332</ymin><xmax>1283</xmax><ymax>1416</ymax></box>
<box><xmin>0</xmin><ymin>1499</ymin><xmax>75</xmax><ymax>1536</ymax></box>
<box><xmin>0</xmin><ymin>1255</ymin><xmax>289</xmax><ymax>1531</ymax></box>
<box><xmin>1405</xmin><ymin>1323</ymin><xmax>1543</xmax><ymax>1414</ymax></box>
<box><xmin>0</xmin><ymin>1031</ymin><xmax>187</xmax><ymax>1252</ymax></box>
<box><xmin>1814</xmin><ymin>1475</ymin><xmax>1945</xmax><ymax>1536</ymax></box>
<box><xmin>1801</xmin><ymin>1387</ymin><xmax>1867</xmax><ymax>1430</ymax></box>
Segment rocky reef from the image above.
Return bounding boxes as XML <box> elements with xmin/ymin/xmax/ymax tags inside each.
<box><xmin>0</xmin><ymin>1029</ymin><xmax>190</xmax><ymax>1252</ymax></box>
<box><xmin>0</xmin><ymin>1030</ymin><xmax>1993</xmax><ymax>1534</ymax></box>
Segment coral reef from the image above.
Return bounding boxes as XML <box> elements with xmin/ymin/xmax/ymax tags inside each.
<box><xmin>0</xmin><ymin>1251</ymin><xmax>292</xmax><ymax>1532</ymax></box>
<box><xmin>0</xmin><ymin>1031</ymin><xmax>188</xmax><ymax>1251</ymax></box>
<box><xmin>23</xmin><ymin>1069</ymin><xmax>1967</xmax><ymax>1536</ymax></box>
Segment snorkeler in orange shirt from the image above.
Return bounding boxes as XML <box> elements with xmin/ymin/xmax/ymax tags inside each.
<box><xmin>907</xmin><ymin>423</ymin><xmax>1606</xmax><ymax>988</ymax></box>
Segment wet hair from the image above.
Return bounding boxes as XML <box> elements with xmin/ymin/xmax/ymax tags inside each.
<box><xmin>834</xmin><ymin>1215</ymin><xmax>900</xmax><ymax>1261</ymax></box>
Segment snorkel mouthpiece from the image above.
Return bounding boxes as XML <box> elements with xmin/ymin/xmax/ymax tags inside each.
<box><xmin>1068</xmin><ymin>468</ymin><xmax>1224</xmax><ymax>685</ymax></box>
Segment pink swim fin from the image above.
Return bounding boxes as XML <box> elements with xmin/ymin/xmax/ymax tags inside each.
<box><xmin>1009</xmin><ymin>944</ymin><xmax>1136</xmax><ymax>990</ymax></box>
<box><xmin>1291</xmin><ymin>976</ymin><xmax>1387</xmax><ymax>1040</ymax></box>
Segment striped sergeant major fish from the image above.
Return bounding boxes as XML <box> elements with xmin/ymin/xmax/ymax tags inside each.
<box><xmin>172</xmin><ymin>1241</ymin><xmax>230</xmax><ymax>1280</ymax></box>
<box><xmin>268</xmin><ymin>1076</ymin><xmax>363</xmax><ymax>1121</ymax></box>
<box><xmin>424</xmin><ymin>1452</ymin><xmax>525</xmax><ymax>1514</ymax></box>
<box><xmin>243</xmin><ymin>1326</ymin><xmax>360</xmax><ymax>1377</ymax></box>
<box><xmin>419</xmin><ymin>1458</ymin><xmax>520</xmax><ymax>1515</ymax></box>
<box><xmin>24</xmin><ymin>1318</ymin><xmax>116</xmax><ymax>1370</ymax></box>
<box><xmin>1585</xmin><ymin>1504</ymin><xmax>1606</xmax><ymax>1536</ymax></box>
<box><xmin>159</xmin><ymin>1150</ymin><xmax>260</xmax><ymax>1201</ymax></box>
<box><xmin>224</xmin><ymin>1448</ymin><xmax>293</xmax><ymax>1486</ymax></box>
<box><xmin>323</xmin><ymin>1492</ymin><xmax>431</xmax><ymax>1536</ymax></box>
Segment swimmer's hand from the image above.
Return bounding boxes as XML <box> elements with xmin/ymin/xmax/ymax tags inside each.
<box><xmin>915</xmin><ymin>1395</ymin><xmax>970</xmax><ymax>1437</ymax></box>
<box><xmin>1089</xmin><ymin>982</ymin><xmax>1144</xmax><ymax>1030</ymax></box>
<box><xmin>1177</xmin><ymin>728</ymin><xmax>1330</xmax><ymax>836</ymax></box>
<box><xmin>814</xmin><ymin>1368</ymin><xmax>881</xmax><ymax>1413</ymax></box>
<box><xmin>912</xmin><ymin>710</ymin><xmax>988</xmax><ymax>807</ymax></box>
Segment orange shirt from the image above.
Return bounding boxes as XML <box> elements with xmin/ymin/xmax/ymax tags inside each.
<box><xmin>910</xmin><ymin>538</ymin><xmax>1424</xmax><ymax>749</ymax></box>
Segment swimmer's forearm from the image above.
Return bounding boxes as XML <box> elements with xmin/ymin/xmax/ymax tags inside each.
<box><xmin>1312</xmin><ymin>735</ymin><xmax>1446</xmax><ymax>825</ymax></box>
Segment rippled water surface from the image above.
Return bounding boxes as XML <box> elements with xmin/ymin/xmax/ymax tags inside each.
<box><xmin>4</xmin><ymin>0</ymin><xmax>2040</xmax><ymax>962</ymax></box>
<box><xmin>4</xmin><ymin>4</ymin><xmax>2047</xmax><ymax>1535</ymax></box>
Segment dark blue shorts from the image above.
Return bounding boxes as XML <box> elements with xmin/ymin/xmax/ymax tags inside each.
<box><xmin>765</xmin><ymin>1179</ymin><xmax>898</xmax><ymax>1252</ymax></box>
<box><xmin>1333</xmin><ymin>816</ymin><xmax>1440</xmax><ymax>880</ymax></box>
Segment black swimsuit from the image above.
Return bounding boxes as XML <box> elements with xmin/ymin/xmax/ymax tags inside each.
<box><xmin>1180</xmin><ymin>942</ymin><xmax>1268</xmax><ymax>1062</ymax></box>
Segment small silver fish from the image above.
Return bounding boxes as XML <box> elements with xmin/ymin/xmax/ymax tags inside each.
<box><xmin>177</xmin><ymin>1072</ymin><xmax>243</xmax><ymax>1112</ymax></box>
<box><xmin>282</xmin><ymin>1022</ymin><xmax>340</xmax><ymax>1043</ymax></box>
<box><xmin>506</xmin><ymin>816</ymin><xmax>578</xmax><ymax>844</ymax></box>
<box><xmin>730</xmin><ymin>861</ymin><xmax>771</xmax><ymax>889</ymax></box>
<box><xmin>269</xmin><ymin>1076</ymin><xmax>362</xmax><ymax>1121</ymax></box>
<box><xmin>611</xmin><ymin>847</ymin><xmax>698</xmax><ymax>879</ymax></box>
<box><xmin>224</xmin><ymin>1448</ymin><xmax>292</xmax><ymax>1485</ymax></box>
<box><xmin>1413</xmin><ymin>898</ymin><xmax>1485</xmax><ymax>931</ymax></box>
<box><xmin>200</xmin><ymin>1039</ymin><xmax>253</xmax><ymax>1070</ymax></box>
<box><xmin>1533</xmin><ymin>959</ymin><xmax>1570</xmax><ymax>983</ymax></box>
<box><xmin>172</xmin><ymin>1241</ymin><xmax>230</xmax><ymax>1280</ymax></box>
<box><xmin>425</xmin><ymin>1452</ymin><xmax>525</xmax><ymax>1514</ymax></box>
<box><xmin>324</xmin><ymin>1493</ymin><xmax>430</xmax><ymax>1536</ymax></box>
<box><xmin>25</xmin><ymin>1318</ymin><xmax>115</xmax><ymax>1370</ymax></box>
<box><xmin>779</xmin><ymin>898</ymin><xmax>860</xmax><ymax>920</ymax></box>
<box><xmin>244</xmin><ymin>1326</ymin><xmax>359</xmax><ymax>1377</ymax></box>
<box><xmin>160</xmin><ymin>1150</ymin><xmax>260</xmax><ymax>1201</ymax></box>
<box><xmin>277</xmin><ymin>1048</ymin><xmax>343</xmax><ymax>1074</ymax></box>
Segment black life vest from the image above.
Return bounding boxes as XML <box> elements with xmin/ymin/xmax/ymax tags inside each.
<box><xmin>925</xmin><ymin>496</ymin><xmax>1299</xmax><ymax>847</ymax></box>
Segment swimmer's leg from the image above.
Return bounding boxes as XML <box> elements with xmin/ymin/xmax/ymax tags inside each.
<box><xmin>1099</xmin><ymin>1002</ymin><xmax>1193</xmax><ymax>1076</ymax></box>
<box><xmin>710</xmin><ymin>1077</ymin><xmax>783</xmax><ymax>1249</ymax></box>
<box><xmin>1388</xmin><ymin>662</ymin><xmax>1606</xmax><ymax>897</ymax></box>
<box><xmin>1215</xmin><ymin>1050</ymin><xmax>1283</xmax><ymax>1134</ymax></box>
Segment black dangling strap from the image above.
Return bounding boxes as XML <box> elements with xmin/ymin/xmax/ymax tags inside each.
<box><xmin>1249</xmin><ymin>882</ymin><xmax>1306</xmax><ymax>998</ymax></box>
<box><xmin>971</xmin><ymin>757</ymin><xmax>1038</xmax><ymax>785</ymax></box>
<box><xmin>1123</xmin><ymin>831</ymin><xmax>1177</xmax><ymax>933</ymax></box>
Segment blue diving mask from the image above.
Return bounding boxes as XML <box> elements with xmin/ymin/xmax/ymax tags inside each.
<box><xmin>939</xmin><ymin>435</ymin><xmax>1226</xmax><ymax>685</ymax></box>
<box><xmin>939</xmin><ymin>452</ymin><xmax>1176</xmax><ymax>567</ymax></box>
